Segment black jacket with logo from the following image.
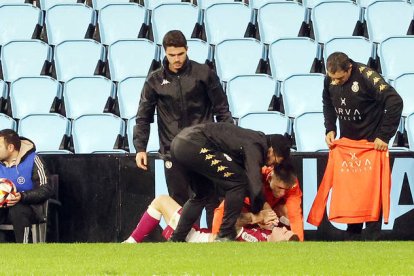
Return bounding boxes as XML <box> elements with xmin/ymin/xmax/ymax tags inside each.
<box><xmin>176</xmin><ymin>122</ymin><xmax>268</xmax><ymax>214</ymax></box>
<box><xmin>133</xmin><ymin>58</ymin><xmax>233</xmax><ymax>154</ymax></box>
<box><xmin>323</xmin><ymin>61</ymin><xmax>403</xmax><ymax>142</ymax></box>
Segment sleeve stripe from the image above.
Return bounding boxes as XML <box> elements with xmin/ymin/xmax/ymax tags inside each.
<box><xmin>34</xmin><ymin>155</ymin><xmax>47</xmax><ymax>186</ymax></box>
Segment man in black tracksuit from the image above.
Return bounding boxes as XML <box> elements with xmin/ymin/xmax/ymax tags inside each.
<box><xmin>323</xmin><ymin>52</ymin><xmax>403</xmax><ymax>239</ymax></box>
<box><xmin>133</xmin><ymin>30</ymin><xmax>233</xmax><ymax>227</ymax></box>
<box><xmin>169</xmin><ymin>122</ymin><xmax>291</xmax><ymax>241</ymax></box>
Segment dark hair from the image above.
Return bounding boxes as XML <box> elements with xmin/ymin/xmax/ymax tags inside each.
<box><xmin>272</xmin><ymin>161</ymin><xmax>297</xmax><ymax>188</ymax></box>
<box><xmin>0</xmin><ymin>129</ymin><xmax>21</xmax><ymax>151</ymax></box>
<box><xmin>326</xmin><ymin>52</ymin><xmax>352</xmax><ymax>74</ymax></box>
<box><xmin>267</xmin><ymin>133</ymin><xmax>291</xmax><ymax>161</ymax></box>
<box><xmin>162</xmin><ymin>30</ymin><xmax>187</xmax><ymax>49</ymax></box>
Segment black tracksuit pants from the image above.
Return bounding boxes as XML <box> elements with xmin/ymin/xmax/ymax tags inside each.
<box><xmin>0</xmin><ymin>202</ymin><xmax>38</xmax><ymax>243</ymax></box>
<box><xmin>169</xmin><ymin>135</ymin><xmax>248</xmax><ymax>241</ymax></box>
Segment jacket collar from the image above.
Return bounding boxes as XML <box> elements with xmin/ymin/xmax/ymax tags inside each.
<box><xmin>162</xmin><ymin>57</ymin><xmax>191</xmax><ymax>77</ymax></box>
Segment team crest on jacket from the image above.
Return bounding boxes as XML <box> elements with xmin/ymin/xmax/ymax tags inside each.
<box><xmin>223</xmin><ymin>153</ymin><xmax>232</xmax><ymax>162</ymax></box>
<box><xmin>165</xmin><ymin>161</ymin><xmax>172</xmax><ymax>169</ymax></box>
<box><xmin>351</xmin><ymin>81</ymin><xmax>359</xmax><ymax>93</ymax></box>
<box><xmin>17</xmin><ymin>176</ymin><xmax>25</xmax><ymax>185</ymax></box>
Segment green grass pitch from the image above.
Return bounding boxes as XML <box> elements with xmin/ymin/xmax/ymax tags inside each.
<box><xmin>2</xmin><ymin>242</ymin><xmax>413</xmax><ymax>275</ymax></box>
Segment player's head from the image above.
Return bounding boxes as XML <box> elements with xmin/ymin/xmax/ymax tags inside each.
<box><xmin>326</xmin><ymin>52</ymin><xmax>353</xmax><ymax>86</ymax></box>
<box><xmin>163</xmin><ymin>30</ymin><xmax>188</xmax><ymax>73</ymax></box>
<box><xmin>269</xmin><ymin>162</ymin><xmax>297</xmax><ymax>198</ymax></box>
<box><xmin>266</xmin><ymin>134</ymin><xmax>291</xmax><ymax>166</ymax></box>
<box><xmin>0</xmin><ymin>129</ymin><xmax>20</xmax><ymax>162</ymax></box>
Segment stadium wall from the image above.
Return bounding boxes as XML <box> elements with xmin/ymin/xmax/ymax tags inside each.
<box><xmin>42</xmin><ymin>152</ymin><xmax>414</xmax><ymax>242</ymax></box>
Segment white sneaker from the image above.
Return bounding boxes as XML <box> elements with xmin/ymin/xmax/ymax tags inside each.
<box><xmin>122</xmin><ymin>237</ymin><xmax>137</xmax><ymax>243</ymax></box>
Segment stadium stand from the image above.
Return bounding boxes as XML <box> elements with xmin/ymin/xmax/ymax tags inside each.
<box><xmin>127</xmin><ymin>115</ymin><xmax>159</xmax><ymax>153</ymax></box>
<box><xmin>303</xmin><ymin>0</ymin><xmax>347</xmax><ymax>9</ymax></box>
<box><xmin>310</xmin><ymin>1</ymin><xmax>361</xmax><ymax>44</ymax></box>
<box><xmin>117</xmin><ymin>76</ymin><xmax>146</xmax><ymax>120</ymax></box>
<box><xmin>257</xmin><ymin>2</ymin><xmax>306</xmax><ymax>45</ymax></box>
<box><xmin>0</xmin><ymin>4</ymin><xmax>43</xmax><ymax>46</ymax></box>
<box><xmin>281</xmin><ymin>73</ymin><xmax>325</xmax><ymax>119</ymax></box>
<box><xmin>40</xmin><ymin>0</ymin><xmax>79</xmax><ymax>10</ymax></box>
<box><xmin>226</xmin><ymin>74</ymin><xmax>276</xmax><ymax>119</ymax></box>
<box><xmin>323</xmin><ymin>36</ymin><xmax>373</xmax><ymax>66</ymax></box>
<box><xmin>294</xmin><ymin>112</ymin><xmax>329</xmax><ymax>151</ymax></box>
<box><xmin>0</xmin><ymin>39</ymin><xmax>52</xmax><ymax>82</ymax></box>
<box><xmin>214</xmin><ymin>38</ymin><xmax>265</xmax><ymax>82</ymax></box>
<box><xmin>45</xmin><ymin>4</ymin><xmax>96</xmax><ymax>46</ymax></box>
<box><xmin>9</xmin><ymin>76</ymin><xmax>61</xmax><ymax>119</ymax></box>
<box><xmin>71</xmin><ymin>113</ymin><xmax>126</xmax><ymax>153</ymax></box>
<box><xmin>107</xmin><ymin>39</ymin><xmax>159</xmax><ymax>82</ymax></box>
<box><xmin>0</xmin><ymin>80</ymin><xmax>7</xmax><ymax>114</ymax></box>
<box><xmin>268</xmin><ymin>37</ymin><xmax>320</xmax><ymax>81</ymax></box>
<box><xmin>0</xmin><ymin>113</ymin><xmax>16</xmax><ymax>131</ymax></box>
<box><xmin>237</xmin><ymin>111</ymin><xmax>290</xmax><ymax>135</ymax></box>
<box><xmin>378</xmin><ymin>36</ymin><xmax>414</xmax><ymax>81</ymax></box>
<box><xmin>364</xmin><ymin>0</ymin><xmax>414</xmax><ymax>43</ymax></box>
<box><xmin>204</xmin><ymin>2</ymin><xmax>252</xmax><ymax>45</ymax></box>
<box><xmin>18</xmin><ymin>113</ymin><xmax>72</xmax><ymax>153</ymax></box>
<box><xmin>63</xmin><ymin>76</ymin><xmax>115</xmax><ymax>119</ymax></box>
<box><xmin>150</xmin><ymin>3</ymin><xmax>200</xmax><ymax>45</ymax></box>
<box><xmin>98</xmin><ymin>3</ymin><xmax>147</xmax><ymax>46</ymax></box>
<box><xmin>53</xmin><ymin>39</ymin><xmax>106</xmax><ymax>82</ymax></box>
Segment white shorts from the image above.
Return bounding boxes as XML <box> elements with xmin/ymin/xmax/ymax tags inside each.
<box><xmin>162</xmin><ymin>208</ymin><xmax>212</xmax><ymax>243</ymax></box>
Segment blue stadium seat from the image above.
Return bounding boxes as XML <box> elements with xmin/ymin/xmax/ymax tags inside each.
<box><xmin>294</xmin><ymin>112</ymin><xmax>329</xmax><ymax>152</ymax></box>
<box><xmin>214</xmin><ymin>38</ymin><xmax>264</xmax><ymax>82</ymax></box>
<box><xmin>160</xmin><ymin>38</ymin><xmax>211</xmax><ymax>64</ymax></box>
<box><xmin>98</xmin><ymin>3</ymin><xmax>146</xmax><ymax>46</ymax></box>
<box><xmin>0</xmin><ymin>113</ymin><xmax>16</xmax><ymax>131</ymax></box>
<box><xmin>9</xmin><ymin>76</ymin><xmax>61</xmax><ymax>119</ymax></box>
<box><xmin>1</xmin><ymin>39</ymin><xmax>52</xmax><ymax>82</ymax></box>
<box><xmin>378</xmin><ymin>36</ymin><xmax>414</xmax><ymax>81</ymax></box>
<box><xmin>226</xmin><ymin>74</ymin><xmax>276</xmax><ymax>119</ymax></box>
<box><xmin>40</xmin><ymin>0</ymin><xmax>79</xmax><ymax>10</ymax></box>
<box><xmin>72</xmin><ymin>114</ymin><xmax>126</xmax><ymax>153</ymax></box>
<box><xmin>107</xmin><ymin>39</ymin><xmax>158</xmax><ymax>82</ymax></box>
<box><xmin>268</xmin><ymin>37</ymin><xmax>319</xmax><ymax>81</ymax></box>
<box><xmin>365</xmin><ymin>0</ymin><xmax>413</xmax><ymax>43</ymax></box>
<box><xmin>406</xmin><ymin>113</ymin><xmax>414</xmax><ymax>151</ymax></box>
<box><xmin>54</xmin><ymin>39</ymin><xmax>105</xmax><ymax>82</ymax></box>
<box><xmin>0</xmin><ymin>0</ymin><xmax>26</xmax><ymax>3</ymax></box>
<box><xmin>204</xmin><ymin>2</ymin><xmax>252</xmax><ymax>45</ymax></box>
<box><xmin>63</xmin><ymin>76</ymin><xmax>115</xmax><ymax>119</ymax></box>
<box><xmin>238</xmin><ymin>111</ymin><xmax>290</xmax><ymax>135</ymax></box>
<box><xmin>324</xmin><ymin>36</ymin><xmax>373</xmax><ymax>65</ymax></box>
<box><xmin>0</xmin><ymin>79</ymin><xmax>7</xmax><ymax>109</ymax></box>
<box><xmin>198</xmin><ymin>0</ymin><xmax>241</xmax><ymax>9</ymax></box>
<box><xmin>151</xmin><ymin>3</ymin><xmax>199</xmax><ymax>45</ymax></box>
<box><xmin>257</xmin><ymin>2</ymin><xmax>306</xmax><ymax>45</ymax></box>
<box><xmin>117</xmin><ymin>76</ymin><xmax>146</xmax><ymax>120</ymax></box>
<box><xmin>311</xmin><ymin>1</ymin><xmax>360</xmax><ymax>44</ymax></box>
<box><xmin>127</xmin><ymin>116</ymin><xmax>159</xmax><ymax>153</ymax></box>
<box><xmin>250</xmin><ymin>0</ymin><xmax>288</xmax><ymax>10</ymax></box>
<box><xmin>144</xmin><ymin>0</ymin><xmax>184</xmax><ymax>10</ymax></box>
<box><xmin>92</xmin><ymin>0</ymin><xmax>131</xmax><ymax>10</ymax></box>
<box><xmin>45</xmin><ymin>4</ymin><xmax>96</xmax><ymax>45</ymax></box>
<box><xmin>18</xmin><ymin>113</ymin><xmax>72</xmax><ymax>154</ymax></box>
<box><xmin>393</xmin><ymin>73</ymin><xmax>414</xmax><ymax>118</ymax></box>
<box><xmin>281</xmin><ymin>73</ymin><xmax>324</xmax><ymax>119</ymax></box>
<box><xmin>356</xmin><ymin>0</ymin><xmax>403</xmax><ymax>8</ymax></box>
<box><xmin>303</xmin><ymin>0</ymin><xmax>346</xmax><ymax>9</ymax></box>
<box><xmin>0</xmin><ymin>4</ymin><xmax>42</xmax><ymax>45</ymax></box>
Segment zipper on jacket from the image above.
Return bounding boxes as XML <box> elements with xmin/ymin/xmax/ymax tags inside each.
<box><xmin>177</xmin><ymin>75</ymin><xmax>188</xmax><ymax>128</ymax></box>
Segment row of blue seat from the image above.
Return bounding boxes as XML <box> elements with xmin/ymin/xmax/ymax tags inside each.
<box><xmin>3</xmin><ymin>109</ymin><xmax>414</xmax><ymax>154</ymax></box>
<box><xmin>1</xmin><ymin>1</ymin><xmax>413</xmax><ymax>47</ymax></box>
<box><xmin>1</xmin><ymin>34</ymin><xmax>414</xmax><ymax>84</ymax></box>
